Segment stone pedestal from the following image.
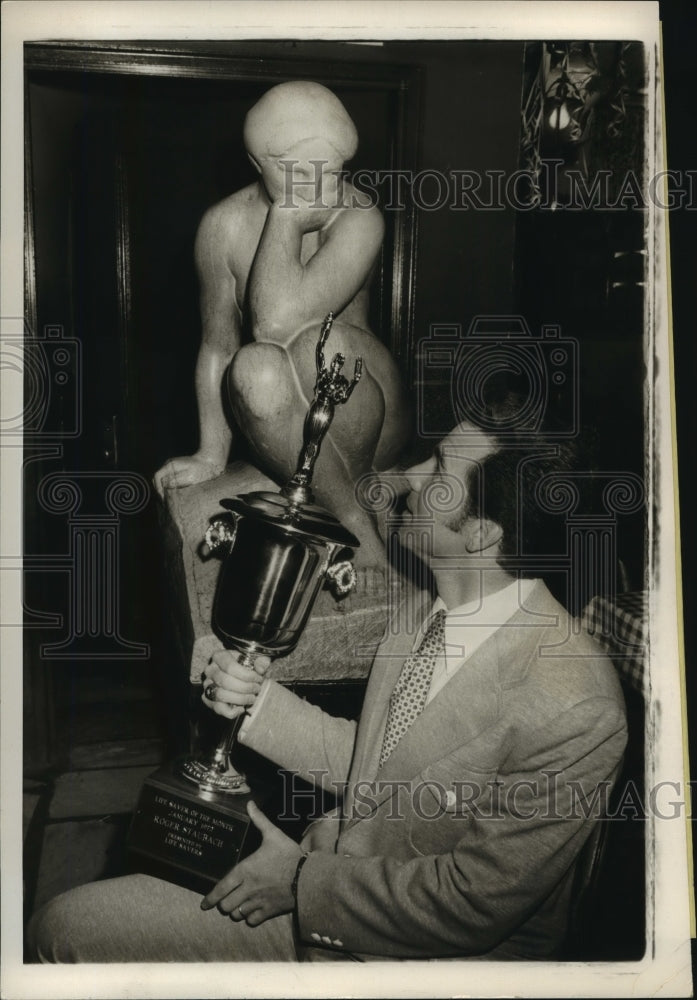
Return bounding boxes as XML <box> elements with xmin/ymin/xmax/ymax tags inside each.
<box><xmin>161</xmin><ymin>462</ymin><xmax>394</xmax><ymax>687</ymax></box>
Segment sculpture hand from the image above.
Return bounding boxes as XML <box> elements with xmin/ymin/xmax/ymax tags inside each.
<box><xmin>201</xmin><ymin>802</ymin><xmax>302</xmax><ymax>923</ymax></box>
<box><xmin>153</xmin><ymin>453</ymin><xmax>225</xmax><ymax>498</ymax></box>
<box><xmin>273</xmin><ymin>170</ymin><xmax>343</xmax><ymax>233</ymax></box>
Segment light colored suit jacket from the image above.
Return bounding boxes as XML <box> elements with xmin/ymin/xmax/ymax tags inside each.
<box><xmin>241</xmin><ymin>580</ymin><xmax>627</xmax><ymax>960</ymax></box>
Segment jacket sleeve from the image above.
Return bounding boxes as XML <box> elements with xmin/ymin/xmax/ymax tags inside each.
<box><xmin>239</xmin><ymin>679</ymin><xmax>357</xmax><ymax>795</ymax></box>
<box><xmin>295</xmin><ymin>696</ymin><xmax>627</xmax><ymax>957</ymax></box>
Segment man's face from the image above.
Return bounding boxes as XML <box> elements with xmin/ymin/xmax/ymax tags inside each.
<box><xmin>400</xmin><ymin>422</ymin><xmax>499</xmax><ymax>560</ymax></box>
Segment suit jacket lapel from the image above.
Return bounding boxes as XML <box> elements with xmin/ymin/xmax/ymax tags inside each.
<box><xmin>342</xmin><ymin>580</ymin><xmax>561</xmax><ymax>828</ymax></box>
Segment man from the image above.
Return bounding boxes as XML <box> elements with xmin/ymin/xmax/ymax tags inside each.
<box><xmin>153</xmin><ymin>81</ymin><xmax>408</xmax><ymax>567</ymax></box>
<box><xmin>29</xmin><ymin>420</ymin><xmax>627</xmax><ymax>962</ymax></box>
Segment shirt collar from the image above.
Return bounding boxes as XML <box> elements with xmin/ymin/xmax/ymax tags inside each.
<box><xmin>432</xmin><ymin>576</ymin><xmax>539</xmax><ymax>628</ymax></box>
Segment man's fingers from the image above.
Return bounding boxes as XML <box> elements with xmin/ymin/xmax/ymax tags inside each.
<box><xmin>246</xmin><ymin>801</ymin><xmax>277</xmax><ymax>838</ymax></box>
<box><xmin>251</xmin><ymin>655</ymin><xmax>271</xmax><ymax>677</ymax></box>
<box><xmin>200</xmin><ymin>880</ymin><xmax>270</xmax><ymax>926</ymax></box>
<box><xmin>244</xmin><ymin>905</ymin><xmax>269</xmax><ymax>927</ymax></box>
<box><xmin>211</xmin><ymin>650</ymin><xmax>271</xmax><ymax>678</ymax></box>
<box><xmin>206</xmin><ymin>659</ymin><xmax>262</xmax><ymax>694</ymax></box>
<box><xmin>200</xmin><ymin>694</ymin><xmax>245</xmax><ymax>720</ymax></box>
<box><xmin>223</xmin><ymin>892</ymin><xmax>265</xmax><ymax>921</ymax></box>
<box><xmin>201</xmin><ymin>672</ymin><xmax>260</xmax><ymax>710</ymax></box>
<box><xmin>221</xmin><ymin>889</ymin><xmax>247</xmax><ymax>917</ymax></box>
<box><xmin>201</xmin><ymin>684</ymin><xmax>254</xmax><ymax>710</ymax></box>
<box><xmin>200</xmin><ymin>867</ymin><xmax>244</xmax><ymax>910</ymax></box>
<box><xmin>204</xmin><ymin>674</ymin><xmax>260</xmax><ymax>701</ymax></box>
<box><xmin>216</xmin><ymin>885</ymin><xmax>259</xmax><ymax>917</ymax></box>
<box><xmin>201</xmin><ymin>666</ymin><xmax>262</xmax><ymax>717</ymax></box>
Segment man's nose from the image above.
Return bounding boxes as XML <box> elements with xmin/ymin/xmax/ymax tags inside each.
<box><xmin>404</xmin><ymin>456</ymin><xmax>436</xmax><ymax>492</ymax></box>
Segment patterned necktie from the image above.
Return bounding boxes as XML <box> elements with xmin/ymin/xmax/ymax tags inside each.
<box><xmin>378</xmin><ymin>608</ymin><xmax>447</xmax><ymax>768</ymax></box>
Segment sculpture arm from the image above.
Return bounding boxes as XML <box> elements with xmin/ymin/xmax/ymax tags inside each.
<box><xmin>192</xmin><ymin>342</ymin><xmax>234</xmax><ymax>470</ymax></box>
<box><xmin>193</xmin><ymin>207</ymin><xmax>244</xmax><ymax>466</ymax></box>
<box><xmin>249</xmin><ymin>203</ymin><xmax>384</xmax><ymax>342</ymax></box>
<box><xmin>153</xmin><ymin>208</ymin><xmax>242</xmax><ymax>495</ymax></box>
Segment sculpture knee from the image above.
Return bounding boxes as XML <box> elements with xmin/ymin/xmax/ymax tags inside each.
<box><xmin>227</xmin><ymin>342</ymin><xmax>297</xmax><ymax>423</ymax></box>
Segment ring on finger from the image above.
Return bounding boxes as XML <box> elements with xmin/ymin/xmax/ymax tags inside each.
<box><xmin>204</xmin><ymin>683</ymin><xmax>217</xmax><ymax>702</ymax></box>
<box><xmin>237</xmin><ymin>904</ymin><xmax>245</xmax><ymax>920</ymax></box>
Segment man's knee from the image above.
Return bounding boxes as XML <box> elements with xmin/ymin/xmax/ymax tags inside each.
<box><xmin>27</xmin><ymin>890</ymin><xmax>83</xmax><ymax>963</ymax></box>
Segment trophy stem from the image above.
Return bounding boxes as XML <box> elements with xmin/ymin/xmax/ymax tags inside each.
<box><xmin>177</xmin><ymin>647</ymin><xmax>261</xmax><ymax>795</ymax></box>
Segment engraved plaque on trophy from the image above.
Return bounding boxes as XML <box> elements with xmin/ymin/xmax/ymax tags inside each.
<box><xmin>128</xmin><ymin>315</ymin><xmax>361</xmax><ymax>893</ymax></box>
<box><xmin>126</xmin><ymin>763</ymin><xmax>267</xmax><ymax>894</ymax></box>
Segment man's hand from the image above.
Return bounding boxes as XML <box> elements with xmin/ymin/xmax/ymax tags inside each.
<box><xmin>201</xmin><ymin>802</ymin><xmax>303</xmax><ymax>925</ymax></box>
<box><xmin>202</xmin><ymin>649</ymin><xmax>271</xmax><ymax>720</ymax></box>
<box><xmin>153</xmin><ymin>453</ymin><xmax>225</xmax><ymax>499</ymax></box>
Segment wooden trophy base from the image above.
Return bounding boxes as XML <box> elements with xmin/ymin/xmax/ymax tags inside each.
<box><xmin>127</xmin><ymin>758</ymin><xmax>270</xmax><ymax>895</ymax></box>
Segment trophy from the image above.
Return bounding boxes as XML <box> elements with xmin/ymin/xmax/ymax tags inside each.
<box><xmin>128</xmin><ymin>314</ymin><xmax>361</xmax><ymax>892</ymax></box>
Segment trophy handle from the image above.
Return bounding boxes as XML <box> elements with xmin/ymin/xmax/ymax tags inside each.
<box><xmin>326</xmin><ymin>559</ymin><xmax>357</xmax><ymax>597</ymax></box>
<box><xmin>204</xmin><ymin>513</ymin><xmax>238</xmax><ymax>556</ymax></box>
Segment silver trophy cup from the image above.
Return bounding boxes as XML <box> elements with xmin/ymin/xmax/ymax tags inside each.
<box><xmin>178</xmin><ymin>313</ymin><xmax>362</xmax><ymax>793</ymax></box>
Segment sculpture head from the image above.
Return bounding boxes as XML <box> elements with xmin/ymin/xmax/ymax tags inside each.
<box><xmin>243</xmin><ymin>81</ymin><xmax>358</xmax><ymax>204</ymax></box>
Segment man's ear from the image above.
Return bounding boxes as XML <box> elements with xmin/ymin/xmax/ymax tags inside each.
<box><xmin>462</xmin><ymin>517</ymin><xmax>503</xmax><ymax>554</ymax></box>
<box><xmin>247</xmin><ymin>152</ymin><xmax>262</xmax><ymax>174</ymax></box>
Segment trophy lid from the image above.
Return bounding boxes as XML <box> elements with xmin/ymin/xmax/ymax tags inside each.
<box><xmin>220</xmin><ymin>492</ymin><xmax>360</xmax><ymax>549</ymax></box>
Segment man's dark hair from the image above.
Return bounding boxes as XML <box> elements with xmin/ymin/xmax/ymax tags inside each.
<box><xmin>465</xmin><ymin>434</ymin><xmax>582</xmax><ymax>578</ymax></box>
<box><xmin>458</xmin><ymin>386</ymin><xmax>592</xmax><ymax>581</ymax></box>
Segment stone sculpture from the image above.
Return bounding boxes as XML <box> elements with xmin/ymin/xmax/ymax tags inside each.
<box><xmin>154</xmin><ymin>81</ymin><xmax>409</xmax><ymax>567</ymax></box>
